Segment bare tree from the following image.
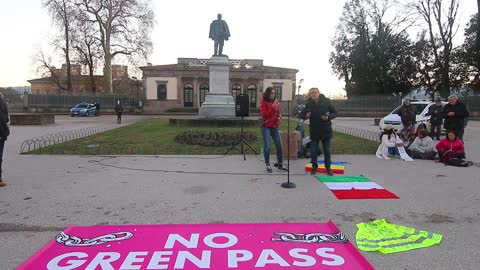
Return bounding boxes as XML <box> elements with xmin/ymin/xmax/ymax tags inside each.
<box><xmin>33</xmin><ymin>49</ymin><xmax>67</xmax><ymax>94</ymax></box>
<box><xmin>414</xmin><ymin>0</ymin><xmax>460</xmax><ymax>98</ymax></box>
<box><xmin>77</xmin><ymin>0</ymin><xmax>155</xmax><ymax>93</ymax></box>
<box><xmin>72</xmin><ymin>10</ymin><xmax>102</xmax><ymax>93</ymax></box>
<box><xmin>43</xmin><ymin>0</ymin><xmax>77</xmax><ymax>93</ymax></box>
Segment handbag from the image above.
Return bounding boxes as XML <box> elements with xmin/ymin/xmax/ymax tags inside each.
<box><xmin>257</xmin><ymin>118</ymin><xmax>266</xmax><ymax>126</ymax></box>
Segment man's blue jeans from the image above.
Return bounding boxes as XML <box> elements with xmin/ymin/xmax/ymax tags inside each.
<box><xmin>310</xmin><ymin>136</ymin><xmax>331</xmax><ymax>170</ymax></box>
<box><xmin>0</xmin><ymin>139</ymin><xmax>4</xmax><ymax>179</ymax></box>
<box><xmin>261</xmin><ymin>127</ymin><xmax>283</xmax><ymax>164</ymax></box>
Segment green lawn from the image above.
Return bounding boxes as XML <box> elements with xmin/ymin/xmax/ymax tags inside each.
<box><xmin>28</xmin><ymin>118</ymin><xmax>379</xmax><ymax>155</ymax></box>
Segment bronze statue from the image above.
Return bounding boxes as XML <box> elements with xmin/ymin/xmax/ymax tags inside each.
<box><xmin>209</xmin><ymin>14</ymin><xmax>230</xmax><ymax>56</ymax></box>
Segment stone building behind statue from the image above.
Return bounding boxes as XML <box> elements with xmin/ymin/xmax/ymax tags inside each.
<box><xmin>140</xmin><ymin>58</ymin><xmax>297</xmax><ymax>113</ymax></box>
<box><xmin>28</xmin><ymin>64</ymin><xmax>141</xmax><ymax>97</ymax></box>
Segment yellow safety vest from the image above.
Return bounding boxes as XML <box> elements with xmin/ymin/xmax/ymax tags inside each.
<box><xmin>356</xmin><ymin>219</ymin><xmax>443</xmax><ymax>254</ymax></box>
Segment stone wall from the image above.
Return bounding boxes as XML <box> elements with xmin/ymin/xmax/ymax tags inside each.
<box><xmin>10</xmin><ymin>114</ymin><xmax>55</xmax><ymax>125</ymax></box>
<box><xmin>143</xmin><ymin>100</ymin><xmax>180</xmax><ymax>113</ymax></box>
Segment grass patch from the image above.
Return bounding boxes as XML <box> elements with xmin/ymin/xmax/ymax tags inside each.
<box><xmin>28</xmin><ymin>118</ymin><xmax>379</xmax><ymax>155</ymax></box>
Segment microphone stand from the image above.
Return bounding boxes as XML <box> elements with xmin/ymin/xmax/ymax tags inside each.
<box><xmin>281</xmin><ymin>99</ymin><xmax>296</xmax><ymax>189</ymax></box>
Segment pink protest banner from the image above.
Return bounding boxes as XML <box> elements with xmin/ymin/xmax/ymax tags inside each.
<box><xmin>18</xmin><ymin>222</ymin><xmax>374</xmax><ymax>269</ymax></box>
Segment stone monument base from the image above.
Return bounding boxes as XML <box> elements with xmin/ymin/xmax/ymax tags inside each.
<box><xmin>10</xmin><ymin>114</ymin><xmax>55</xmax><ymax>125</ymax></box>
<box><xmin>198</xmin><ymin>94</ymin><xmax>235</xmax><ymax>118</ymax></box>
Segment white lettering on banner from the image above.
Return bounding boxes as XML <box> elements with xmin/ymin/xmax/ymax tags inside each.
<box><xmin>164</xmin><ymin>233</ymin><xmax>238</xmax><ymax>249</ymax></box>
<box><xmin>119</xmin><ymin>251</ymin><xmax>148</xmax><ymax>269</ymax></box>
<box><xmin>289</xmin><ymin>248</ymin><xmax>316</xmax><ymax>267</ymax></box>
<box><xmin>46</xmin><ymin>248</ymin><xmax>346</xmax><ymax>269</ymax></box>
<box><xmin>85</xmin><ymin>252</ymin><xmax>121</xmax><ymax>269</ymax></box>
<box><xmin>255</xmin><ymin>249</ymin><xmax>290</xmax><ymax>267</ymax></box>
<box><xmin>164</xmin><ymin>234</ymin><xmax>200</xmax><ymax>249</ymax></box>
<box><xmin>316</xmin><ymin>248</ymin><xmax>345</xmax><ymax>266</ymax></box>
<box><xmin>173</xmin><ymin>251</ymin><xmax>212</xmax><ymax>269</ymax></box>
<box><xmin>227</xmin><ymin>250</ymin><xmax>254</xmax><ymax>268</ymax></box>
<box><xmin>146</xmin><ymin>251</ymin><xmax>173</xmax><ymax>269</ymax></box>
<box><xmin>47</xmin><ymin>252</ymin><xmax>88</xmax><ymax>270</ymax></box>
<box><xmin>203</xmin><ymin>233</ymin><xmax>238</xmax><ymax>248</ymax></box>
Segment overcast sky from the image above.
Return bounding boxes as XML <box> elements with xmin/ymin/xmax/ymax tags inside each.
<box><xmin>0</xmin><ymin>0</ymin><xmax>477</xmax><ymax>96</ymax></box>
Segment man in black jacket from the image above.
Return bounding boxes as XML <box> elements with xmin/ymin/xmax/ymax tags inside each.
<box><xmin>442</xmin><ymin>95</ymin><xmax>469</xmax><ymax>141</ymax></box>
<box><xmin>300</xmin><ymin>88</ymin><xmax>337</xmax><ymax>176</ymax></box>
<box><xmin>426</xmin><ymin>99</ymin><xmax>443</xmax><ymax>140</ymax></box>
<box><xmin>0</xmin><ymin>93</ymin><xmax>9</xmax><ymax>187</ymax></box>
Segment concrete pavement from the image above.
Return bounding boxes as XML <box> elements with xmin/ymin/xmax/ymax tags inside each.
<box><xmin>1</xmin><ymin>116</ymin><xmax>479</xmax><ymax>269</ymax></box>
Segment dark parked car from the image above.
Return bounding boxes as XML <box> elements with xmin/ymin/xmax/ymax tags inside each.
<box><xmin>70</xmin><ymin>102</ymin><xmax>97</xmax><ymax>117</ymax></box>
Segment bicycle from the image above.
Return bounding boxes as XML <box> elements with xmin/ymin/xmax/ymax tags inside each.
<box><xmin>399</xmin><ymin>122</ymin><xmax>428</xmax><ymax>148</ymax></box>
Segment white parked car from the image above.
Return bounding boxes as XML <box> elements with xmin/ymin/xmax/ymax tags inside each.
<box><xmin>378</xmin><ymin>101</ymin><xmax>447</xmax><ymax>133</ymax></box>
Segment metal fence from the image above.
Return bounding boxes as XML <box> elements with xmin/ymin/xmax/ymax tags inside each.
<box><xmin>0</xmin><ymin>91</ymin><xmax>140</xmax><ymax>112</ymax></box>
<box><xmin>3</xmin><ymin>91</ymin><xmax>480</xmax><ymax>115</ymax></box>
<box><xmin>0</xmin><ymin>91</ymin><xmax>25</xmax><ymax>112</ymax></box>
<box><xmin>333</xmin><ymin>124</ymin><xmax>380</xmax><ymax>142</ymax></box>
<box><xmin>330</xmin><ymin>96</ymin><xmax>402</xmax><ymax>113</ymax></box>
<box><xmin>26</xmin><ymin>94</ymin><xmax>139</xmax><ymax>110</ymax></box>
<box><xmin>20</xmin><ymin>126</ymin><xmax>110</xmax><ymax>154</ymax></box>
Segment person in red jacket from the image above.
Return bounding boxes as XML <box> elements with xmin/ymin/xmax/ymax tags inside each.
<box><xmin>436</xmin><ymin>130</ymin><xmax>465</xmax><ymax>162</ymax></box>
<box><xmin>259</xmin><ymin>87</ymin><xmax>286</xmax><ymax>173</ymax></box>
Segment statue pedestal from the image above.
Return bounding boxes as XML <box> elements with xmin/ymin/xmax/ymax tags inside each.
<box><xmin>198</xmin><ymin>56</ymin><xmax>235</xmax><ymax>118</ymax></box>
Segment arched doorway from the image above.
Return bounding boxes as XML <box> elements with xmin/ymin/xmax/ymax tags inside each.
<box><xmin>247</xmin><ymin>84</ymin><xmax>257</xmax><ymax>108</ymax></box>
<box><xmin>231</xmin><ymin>84</ymin><xmax>241</xmax><ymax>100</ymax></box>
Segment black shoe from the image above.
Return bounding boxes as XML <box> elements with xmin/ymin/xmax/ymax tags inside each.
<box><xmin>326</xmin><ymin>168</ymin><xmax>334</xmax><ymax>176</ymax></box>
<box><xmin>310</xmin><ymin>168</ymin><xmax>317</xmax><ymax>175</ymax></box>
<box><xmin>266</xmin><ymin>164</ymin><xmax>272</xmax><ymax>173</ymax></box>
<box><xmin>277</xmin><ymin>164</ymin><xmax>288</xmax><ymax>171</ymax></box>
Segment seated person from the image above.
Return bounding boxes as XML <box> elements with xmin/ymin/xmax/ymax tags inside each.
<box><xmin>408</xmin><ymin>129</ymin><xmax>436</xmax><ymax>159</ymax></box>
<box><xmin>376</xmin><ymin>124</ymin><xmax>413</xmax><ymax>161</ymax></box>
<box><xmin>436</xmin><ymin>130</ymin><xmax>465</xmax><ymax>163</ymax></box>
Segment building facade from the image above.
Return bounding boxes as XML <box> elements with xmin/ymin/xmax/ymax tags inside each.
<box><xmin>140</xmin><ymin>58</ymin><xmax>298</xmax><ymax>113</ymax></box>
<box><xmin>28</xmin><ymin>64</ymin><xmax>141</xmax><ymax>97</ymax></box>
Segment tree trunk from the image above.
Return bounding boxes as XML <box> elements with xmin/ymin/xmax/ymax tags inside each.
<box><xmin>89</xmin><ymin>68</ymin><xmax>96</xmax><ymax>94</ymax></box>
<box><xmin>87</xmin><ymin>45</ymin><xmax>96</xmax><ymax>93</ymax></box>
<box><xmin>104</xmin><ymin>33</ymin><xmax>113</xmax><ymax>93</ymax></box>
<box><xmin>104</xmin><ymin>54</ymin><xmax>113</xmax><ymax>93</ymax></box>
<box><xmin>65</xmin><ymin>20</ymin><xmax>72</xmax><ymax>93</ymax></box>
<box><xmin>66</xmin><ymin>53</ymin><xmax>72</xmax><ymax>93</ymax></box>
<box><xmin>440</xmin><ymin>68</ymin><xmax>450</xmax><ymax>98</ymax></box>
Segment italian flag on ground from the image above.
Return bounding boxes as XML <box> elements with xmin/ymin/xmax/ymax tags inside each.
<box><xmin>316</xmin><ymin>175</ymin><xmax>399</xmax><ymax>199</ymax></box>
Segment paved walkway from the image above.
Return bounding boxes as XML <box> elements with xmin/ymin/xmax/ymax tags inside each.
<box><xmin>1</xmin><ymin>116</ymin><xmax>479</xmax><ymax>269</ymax></box>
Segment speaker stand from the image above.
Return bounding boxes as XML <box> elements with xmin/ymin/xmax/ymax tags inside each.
<box><xmin>224</xmin><ymin>116</ymin><xmax>258</xmax><ymax>160</ymax></box>
<box><xmin>281</xmin><ymin>100</ymin><xmax>296</xmax><ymax>188</ymax></box>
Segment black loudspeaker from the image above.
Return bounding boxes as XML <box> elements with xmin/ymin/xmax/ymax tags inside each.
<box><xmin>235</xmin><ymin>93</ymin><xmax>249</xmax><ymax>117</ymax></box>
